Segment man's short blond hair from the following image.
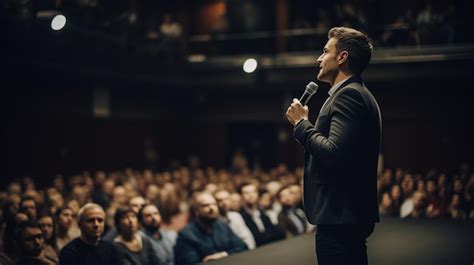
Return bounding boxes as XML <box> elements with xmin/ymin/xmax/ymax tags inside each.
<box><xmin>77</xmin><ymin>203</ymin><xmax>104</xmax><ymax>222</ymax></box>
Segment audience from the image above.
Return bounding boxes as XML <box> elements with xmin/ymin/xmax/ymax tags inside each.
<box><xmin>0</xmin><ymin>158</ymin><xmax>472</xmax><ymax>265</ymax></box>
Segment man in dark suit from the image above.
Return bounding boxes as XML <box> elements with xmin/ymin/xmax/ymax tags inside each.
<box><xmin>286</xmin><ymin>27</ymin><xmax>382</xmax><ymax>265</ymax></box>
<box><xmin>238</xmin><ymin>182</ymin><xmax>286</xmax><ymax>246</ymax></box>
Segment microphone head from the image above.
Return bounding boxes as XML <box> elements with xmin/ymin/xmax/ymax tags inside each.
<box><xmin>305</xmin><ymin>81</ymin><xmax>319</xmax><ymax>95</ymax></box>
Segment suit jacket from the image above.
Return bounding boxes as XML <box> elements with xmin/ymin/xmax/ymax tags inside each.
<box><xmin>293</xmin><ymin>75</ymin><xmax>381</xmax><ymax>225</ymax></box>
<box><xmin>239</xmin><ymin>208</ymin><xmax>286</xmax><ymax>246</ymax></box>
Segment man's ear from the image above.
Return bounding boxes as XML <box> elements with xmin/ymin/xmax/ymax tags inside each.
<box><xmin>337</xmin><ymin>51</ymin><xmax>349</xmax><ymax>65</ymax></box>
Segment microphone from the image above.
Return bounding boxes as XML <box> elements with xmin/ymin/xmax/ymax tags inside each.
<box><xmin>299</xmin><ymin>82</ymin><xmax>319</xmax><ymax>106</ymax></box>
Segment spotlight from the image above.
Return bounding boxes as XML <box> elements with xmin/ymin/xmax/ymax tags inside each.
<box><xmin>243</xmin><ymin>58</ymin><xmax>258</xmax><ymax>73</ymax></box>
<box><xmin>51</xmin><ymin>14</ymin><xmax>66</xmax><ymax>31</ymax></box>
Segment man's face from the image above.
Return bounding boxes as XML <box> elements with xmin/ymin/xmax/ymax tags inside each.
<box><xmin>20</xmin><ymin>227</ymin><xmax>44</xmax><ymax>257</ymax></box>
<box><xmin>78</xmin><ymin>208</ymin><xmax>105</xmax><ymax>241</ymax></box>
<box><xmin>129</xmin><ymin>197</ymin><xmax>146</xmax><ymax>214</ymax></box>
<box><xmin>141</xmin><ymin>205</ymin><xmax>162</xmax><ymax>229</ymax></box>
<box><xmin>214</xmin><ymin>190</ymin><xmax>232</xmax><ymax>213</ymax></box>
<box><xmin>241</xmin><ymin>184</ymin><xmax>259</xmax><ymax>206</ymax></box>
<box><xmin>317</xmin><ymin>37</ymin><xmax>341</xmax><ymax>84</ymax></box>
<box><xmin>195</xmin><ymin>193</ymin><xmax>219</xmax><ymax>221</ymax></box>
<box><xmin>279</xmin><ymin>188</ymin><xmax>294</xmax><ymax>207</ymax></box>
<box><xmin>21</xmin><ymin>199</ymin><xmax>37</xmax><ymax>220</ymax></box>
<box><xmin>58</xmin><ymin>208</ymin><xmax>74</xmax><ymax>228</ymax></box>
<box><xmin>118</xmin><ymin>211</ymin><xmax>139</xmax><ymax>235</ymax></box>
<box><xmin>38</xmin><ymin>216</ymin><xmax>54</xmax><ymax>240</ymax></box>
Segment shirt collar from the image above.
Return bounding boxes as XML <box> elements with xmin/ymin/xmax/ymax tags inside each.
<box><xmin>328</xmin><ymin>76</ymin><xmax>353</xmax><ymax>96</ymax></box>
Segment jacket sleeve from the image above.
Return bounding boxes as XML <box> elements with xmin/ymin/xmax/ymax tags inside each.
<box><xmin>174</xmin><ymin>233</ymin><xmax>201</xmax><ymax>265</ymax></box>
<box><xmin>293</xmin><ymin>88</ymin><xmax>366</xmax><ymax>166</ymax></box>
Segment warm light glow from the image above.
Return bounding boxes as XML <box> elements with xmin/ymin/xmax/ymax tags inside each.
<box><xmin>51</xmin><ymin>15</ymin><xmax>66</xmax><ymax>31</ymax></box>
<box><xmin>243</xmin><ymin>58</ymin><xmax>258</xmax><ymax>73</ymax></box>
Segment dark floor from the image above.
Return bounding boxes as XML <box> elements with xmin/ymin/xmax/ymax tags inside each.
<box><xmin>211</xmin><ymin>217</ymin><xmax>474</xmax><ymax>265</ymax></box>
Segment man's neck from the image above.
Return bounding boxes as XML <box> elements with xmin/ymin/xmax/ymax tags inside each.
<box><xmin>196</xmin><ymin>218</ymin><xmax>214</xmax><ymax>233</ymax></box>
<box><xmin>330</xmin><ymin>71</ymin><xmax>352</xmax><ymax>87</ymax></box>
<box><xmin>80</xmin><ymin>235</ymin><xmax>100</xmax><ymax>246</ymax></box>
<box><xmin>245</xmin><ymin>204</ymin><xmax>258</xmax><ymax>212</ymax></box>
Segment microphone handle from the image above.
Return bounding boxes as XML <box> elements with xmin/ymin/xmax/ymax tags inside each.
<box><xmin>299</xmin><ymin>92</ymin><xmax>311</xmax><ymax>106</ymax></box>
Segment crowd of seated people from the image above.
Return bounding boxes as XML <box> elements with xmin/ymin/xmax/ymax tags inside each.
<box><xmin>0</xmin><ymin>158</ymin><xmax>473</xmax><ymax>264</ymax></box>
<box><xmin>377</xmin><ymin>165</ymin><xmax>474</xmax><ymax>220</ymax></box>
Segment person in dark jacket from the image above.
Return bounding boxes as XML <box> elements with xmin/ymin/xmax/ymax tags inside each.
<box><xmin>286</xmin><ymin>27</ymin><xmax>382</xmax><ymax>265</ymax></box>
<box><xmin>113</xmin><ymin>207</ymin><xmax>159</xmax><ymax>265</ymax></box>
<box><xmin>174</xmin><ymin>192</ymin><xmax>247</xmax><ymax>265</ymax></box>
<box><xmin>58</xmin><ymin>203</ymin><xmax>123</xmax><ymax>265</ymax></box>
<box><xmin>238</xmin><ymin>182</ymin><xmax>286</xmax><ymax>246</ymax></box>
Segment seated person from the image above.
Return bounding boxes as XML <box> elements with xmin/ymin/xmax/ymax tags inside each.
<box><xmin>238</xmin><ymin>182</ymin><xmax>286</xmax><ymax>246</ymax></box>
<box><xmin>58</xmin><ymin>203</ymin><xmax>123</xmax><ymax>265</ymax></box>
<box><xmin>138</xmin><ymin>204</ymin><xmax>176</xmax><ymax>265</ymax></box>
<box><xmin>113</xmin><ymin>207</ymin><xmax>159</xmax><ymax>265</ymax></box>
<box><xmin>13</xmin><ymin>220</ymin><xmax>56</xmax><ymax>265</ymax></box>
<box><xmin>174</xmin><ymin>192</ymin><xmax>247</xmax><ymax>265</ymax></box>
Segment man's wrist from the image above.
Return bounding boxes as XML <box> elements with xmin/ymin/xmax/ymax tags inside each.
<box><xmin>294</xmin><ymin>118</ymin><xmax>307</xmax><ymax>127</ymax></box>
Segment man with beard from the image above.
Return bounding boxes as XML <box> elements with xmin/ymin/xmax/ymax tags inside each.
<box><xmin>59</xmin><ymin>203</ymin><xmax>123</xmax><ymax>265</ymax></box>
<box><xmin>138</xmin><ymin>204</ymin><xmax>176</xmax><ymax>265</ymax></box>
<box><xmin>14</xmin><ymin>221</ymin><xmax>56</xmax><ymax>265</ymax></box>
<box><xmin>174</xmin><ymin>192</ymin><xmax>247</xmax><ymax>265</ymax></box>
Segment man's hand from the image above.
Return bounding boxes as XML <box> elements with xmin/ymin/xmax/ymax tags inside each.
<box><xmin>286</xmin><ymin>98</ymin><xmax>309</xmax><ymax>126</ymax></box>
<box><xmin>202</xmin><ymin>251</ymin><xmax>228</xmax><ymax>263</ymax></box>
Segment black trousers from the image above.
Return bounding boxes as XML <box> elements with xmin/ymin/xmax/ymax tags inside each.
<box><xmin>315</xmin><ymin>223</ymin><xmax>375</xmax><ymax>265</ymax></box>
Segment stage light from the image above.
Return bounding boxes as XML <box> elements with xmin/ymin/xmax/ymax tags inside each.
<box><xmin>51</xmin><ymin>15</ymin><xmax>66</xmax><ymax>31</ymax></box>
<box><xmin>243</xmin><ymin>58</ymin><xmax>258</xmax><ymax>73</ymax></box>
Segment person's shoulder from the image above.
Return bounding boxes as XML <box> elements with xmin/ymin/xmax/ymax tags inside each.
<box><xmin>60</xmin><ymin>238</ymin><xmax>81</xmax><ymax>252</ymax></box>
<box><xmin>177</xmin><ymin>221</ymin><xmax>198</xmax><ymax>237</ymax></box>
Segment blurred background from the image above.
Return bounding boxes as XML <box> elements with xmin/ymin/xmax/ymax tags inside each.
<box><xmin>2</xmin><ymin>0</ymin><xmax>474</xmax><ymax>177</ymax></box>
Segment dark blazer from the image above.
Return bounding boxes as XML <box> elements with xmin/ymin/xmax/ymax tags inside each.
<box><xmin>239</xmin><ymin>208</ymin><xmax>286</xmax><ymax>246</ymax></box>
<box><xmin>293</xmin><ymin>75</ymin><xmax>381</xmax><ymax>225</ymax></box>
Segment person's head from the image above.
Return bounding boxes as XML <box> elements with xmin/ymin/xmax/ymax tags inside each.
<box><xmin>239</xmin><ymin>182</ymin><xmax>259</xmax><ymax>208</ymax></box>
<box><xmin>412</xmin><ymin>191</ymin><xmax>426</xmax><ymax>210</ymax></box>
<box><xmin>390</xmin><ymin>185</ymin><xmax>402</xmax><ymax>201</ymax></box>
<box><xmin>114</xmin><ymin>207</ymin><xmax>139</xmax><ymax>237</ymax></box>
<box><xmin>277</xmin><ymin>185</ymin><xmax>294</xmax><ymax>207</ymax></box>
<box><xmin>453</xmin><ymin>178</ymin><xmax>464</xmax><ymax>194</ymax></box>
<box><xmin>112</xmin><ymin>186</ymin><xmax>128</xmax><ymax>206</ymax></box>
<box><xmin>214</xmin><ymin>189</ymin><xmax>232</xmax><ymax>214</ymax></box>
<box><xmin>77</xmin><ymin>203</ymin><xmax>105</xmax><ymax>245</ymax></box>
<box><xmin>15</xmin><ymin>221</ymin><xmax>44</xmax><ymax>257</ymax></box>
<box><xmin>55</xmin><ymin>207</ymin><xmax>74</xmax><ymax>230</ymax></box>
<box><xmin>380</xmin><ymin>192</ymin><xmax>392</xmax><ymax>208</ymax></box>
<box><xmin>138</xmin><ymin>204</ymin><xmax>162</xmax><ymax>231</ymax></box>
<box><xmin>38</xmin><ymin>215</ymin><xmax>55</xmax><ymax>242</ymax></box>
<box><xmin>128</xmin><ymin>196</ymin><xmax>146</xmax><ymax>214</ymax></box>
<box><xmin>192</xmin><ymin>192</ymin><xmax>219</xmax><ymax>224</ymax></box>
<box><xmin>229</xmin><ymin>192</ymin><xmax>243</xmax><ymax>212</ymax></box>
<box><xmin>259</xmin><ymin>192</ymin><xmax>273</xmax><ymax>210</ymax></box>
<box><xmin>15</xmin><ymin>211</ymin><xmax>30</xmax><ymax>223</ymax></box>
<box><xmin>426</xmin><ymin>179</ymin><xmax>437</xmax><ymax>195</ymax></box>
<box><xmin>289</xmin><ymin>184</ymin><xmax>302</xmax><ymax>204</ymax></box>
<box><xmin>20</xmin><ymin>196</ymin><xmax>37</xmax><ymax>220</ymax></box>
<box><xmin>146</xmin><ymin>184</ymin><xmax>160</xmax><ymax>203</ymax></box>
<box><xmin>317</xmin><ymin>27</ymin><xmax>373</xmax><ymax>85</ymax></box>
